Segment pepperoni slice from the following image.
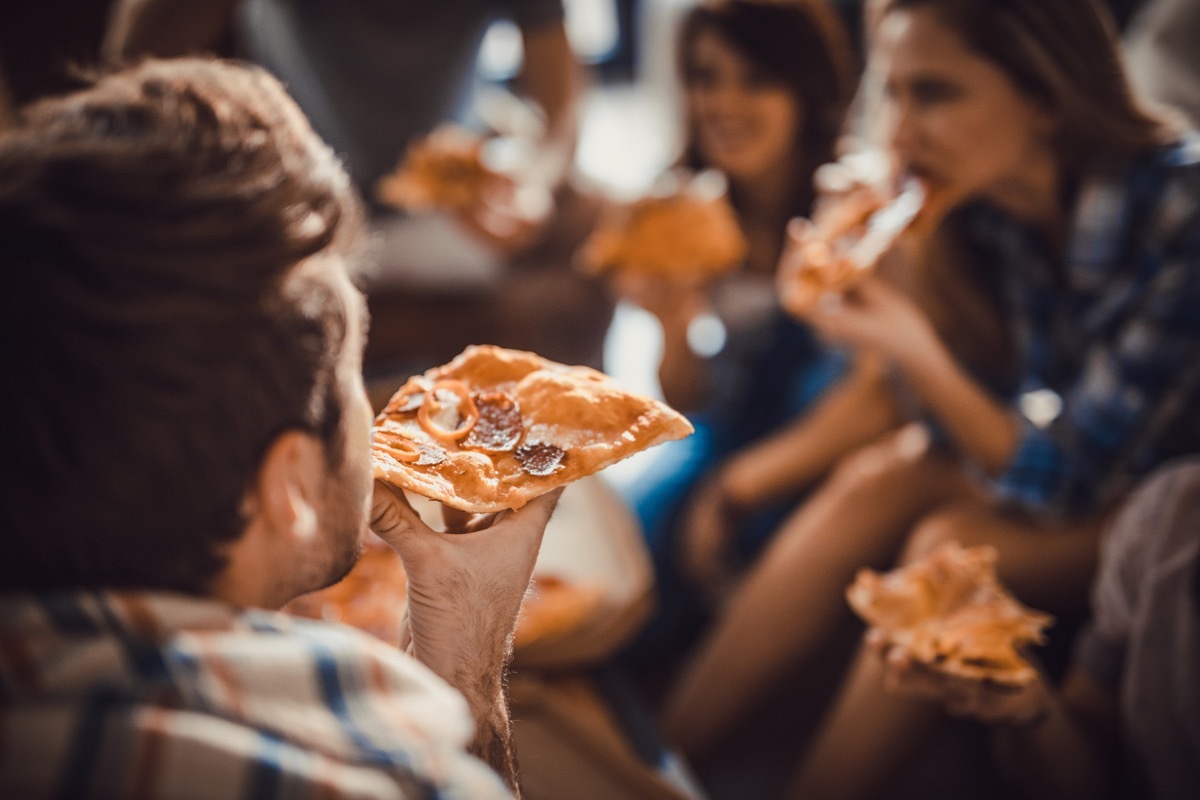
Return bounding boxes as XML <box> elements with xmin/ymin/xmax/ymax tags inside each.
<box><xmin>464</xmin><ymin>391</ymin><xmax>523</xmax><ymax>452</ymax></box>
<box><xmin>515</xmin><ymin>442</ymin><xmax>566</xmax><ymax>476</ymax></box>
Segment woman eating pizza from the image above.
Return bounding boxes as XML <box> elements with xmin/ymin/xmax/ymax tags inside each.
<box><xmin>660</xmin><ymin>1</ymin><xmax>1200</xmax><ymax>795</ymax></box>
<box><xmin>612</xmin><ymin>0</ymin><xmax>873</xmax><ymax>672</ymax></box>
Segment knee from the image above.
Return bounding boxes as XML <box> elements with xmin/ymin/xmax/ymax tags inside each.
<box><xmin>828</xmin><ymin>425</ymin><xmax>931</xmax><ymax>494</ymax></box>
<box><xmin>901</xmin><ymin>508</ymin><xmax>971</xmax><ymax>564</ymax></box>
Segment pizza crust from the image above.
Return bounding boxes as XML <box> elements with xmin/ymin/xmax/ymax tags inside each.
<box><xmin>372</xmin><ymin>345</ymin><xmax>694</xmax><ymax>512</ymax></box>
<box><xmin>846</xmin><ymin>542</ymin><xmax>1053</xmax><ymax>685</ymax></box>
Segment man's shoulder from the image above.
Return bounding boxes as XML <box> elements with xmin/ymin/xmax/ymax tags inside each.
<box><xmin>0</xmin><ymin>591</ymin><xmax>505</xmax><ymax>800</ymax></box>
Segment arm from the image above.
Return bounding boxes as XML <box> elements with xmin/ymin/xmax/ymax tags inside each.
<box><xmin>678</xmin><ymin>355</ymin><xmax>902</xmax><ymax>593</ymax></box>
<box><xmin>990</xmin><ymin>667</ymin><xmax>1119</xmax><ymax>800</ymax></box>
<box><xmin>610</xmin><ymin>271</ymin><xmax>714</xmax><ymax>412</ymax></box>
<box><xmin>804</xmin><ymin>277</ymin><xmax>1022</xmax><ymax>473</ymax></box>
<box><xmin>103</xmin><ymin>0</ymin><xmax>242</xmax><ymax>62</ymax></box>
<box><xmin>457</xmin><ymin>17</ymin><xmax>583</xmax><ymax>256</ymax></box>
<box><xmin>370</xmin><ymin>483</ymin><xmax>563</xmax><ymax>795</ymax></box>
<box><xmin>719</xmin><ymin>354</ymin><xmax>901</xmax><ymax>509</ymax></box>
<box><xmin>515</xmin><ymin>19</ymin><xmax>582</xmax><ymax>192</ymax></box>
<box><xmin>874</xmin><ymin>635</ymin><xmax>1118</xmax><ymax>800</ymax></box>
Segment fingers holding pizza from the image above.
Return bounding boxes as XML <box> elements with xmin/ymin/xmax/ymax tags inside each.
<box><xmin>375</xmin><ymin>125</ymin><xmax>553</xmax><ymax>257</ymax></box>
<box><xmin>777</xmin><ymin>178</ymin><xmax>955</xmax><ymax>319</ymax></box>
<box><xmin>868</xmin><ymin>626</ymin><xmax>1053</xmax><ymax>726</ymax></box>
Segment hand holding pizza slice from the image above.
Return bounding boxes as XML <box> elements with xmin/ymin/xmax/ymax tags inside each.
<box><xmin>375</xmin><ymin>125</ymin><xmax>500</xmax><ymax>212</ymax></box>
<box><xmin>371</xmin><ymin>345</ymin><xmax>695</xmax><ymax>513</ymax></box>
<box><xmin>578</xmin><ymin>169</ymin><xmax>747</xmax><ymax>280</ymax></box>
<box><xmin>847</xmin><ymin>541</ymin><xmax>1053</xmax><ymax>686</ymax></box>
<box><xmin>779</xmin><ymin>180</ymin><xmax>948</xmax><ymax>316</ymax></box>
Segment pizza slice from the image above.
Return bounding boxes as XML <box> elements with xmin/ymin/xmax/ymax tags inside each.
<box><xmin>579</xmin><ymin>169</ymin><xmax>747</xmax><ymax>279</ymax></box>
<box><xmin>846</xmin><ymin>542</ymin><xmax>1053</xmax><ymax>685</ymax></box>
<box><xmin>514</xmin><ymin>574</ymin><xmax>606</xmax><ymax>648</ymax></box>
<box><xmin>376</xmin><ymin>125</ymin><xmax>498</xmax><ymax>212</ymax></box>
<box><xmin>780</xmin><ymin>180</ymin><xmax>944</xmax><ymax>315</ymax></box>
<box><xmin>371</xmin><ymin>345</ymin><xmax>694</xmax><ymax>512</ymax></box>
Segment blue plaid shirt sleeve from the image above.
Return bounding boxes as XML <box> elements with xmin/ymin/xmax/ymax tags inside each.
<box><xmin>991</xmin><ymin>156</ymin><xmax>1200</xmax><ymax>514</ymax></box>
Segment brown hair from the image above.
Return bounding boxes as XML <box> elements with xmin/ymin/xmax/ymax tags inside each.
<box><xmin>679</xmin><ymin>0</ymin><xmax>855</xmax><ymax>218</ymax></box>
<box><xmin>0</xmin><ymin>59</ymin><xmax>364</xmax><ymax>593</ymax></box>
<box><xmin>870</xmin><ymin>0</ymin><xmax>1174</xmax><ymax>178</ymax></box>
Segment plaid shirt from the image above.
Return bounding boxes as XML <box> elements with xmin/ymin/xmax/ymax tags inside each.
<box><xmin>0</xmin><ymin>591</ymin><xmax>512</xmax><ymax>799</ymax></box>
<box><xmin>965</xmin><ymin>135</ymin><xmax>1200</xmax><ymax>515</ymax></box>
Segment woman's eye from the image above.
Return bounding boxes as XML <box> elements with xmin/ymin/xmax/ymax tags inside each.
<box><xmin>686</xmin><ymin>65</ymin><xmax>718</xmax><ymax>90</ymax></box>
<box><xmin>910</xmin><ymin>79</ymin><xmax>962</xmax><ymax>105</ymax></box>
<box><xmin>743</xmin><ymin>65</ymin><xmax>776</xmax><ymax>90</ymax></box>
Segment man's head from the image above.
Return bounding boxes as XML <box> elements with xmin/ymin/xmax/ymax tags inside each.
<box><xmin>0</xmin><ymin>59</ymin><xmax>371</xmax><ymax>601</ymax></box>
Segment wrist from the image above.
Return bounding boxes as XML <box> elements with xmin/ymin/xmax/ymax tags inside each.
<box><xmin>1000</xmin><ymin>705</ymin><xmax>1053</xmax><ymax>731</ymax></box>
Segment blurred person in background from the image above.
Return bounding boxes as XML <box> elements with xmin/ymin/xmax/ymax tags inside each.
<box><xmin>105</xmin><ymin>0</ymin><xmax>613</xmax><ymax>377</ymax></box>
<box><xmin>661</xmin><ymin>2</ymin><xmax>1200</xmax><ymax>793</ymax></box>
<box><xmin>0</xmin><ymin>58</ymin><xmax>559</xmax><ymax>799</ymax></box>
<box><xmin>612</xmin><ymin>0</ymin><xmax>866</xmax><ymax>677</ymax></box>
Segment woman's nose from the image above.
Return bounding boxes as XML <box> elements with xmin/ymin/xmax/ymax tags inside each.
<box><xmin>883</xmin><ymin>98</ymin><xmax>917</xmax><ymax>160</ymax></box>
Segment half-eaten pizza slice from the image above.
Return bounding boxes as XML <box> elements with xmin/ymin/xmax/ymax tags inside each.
<box><xmin>846</xmin><ymin>541</ymin><xmax>1053</xmax><ymax>685</ymax></box>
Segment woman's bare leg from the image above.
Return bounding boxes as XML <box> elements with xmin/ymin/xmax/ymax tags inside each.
<box><xmin>660</xmin><ymin>427</ymin><xmax>977</xmax><ymax>758</ymax></box>
<box><xmin>788</xmin><ymin>500</ymin><xmax>1106</xmax><ymax>799</ymax></box>
<box><xmin>787</xmin><ymin>645</ymin><xmax>944</xmax><ymax>800</ymax></box>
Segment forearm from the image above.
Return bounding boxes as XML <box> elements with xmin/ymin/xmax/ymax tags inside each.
<box><xmin>897</xmin><ymin>339</ymin><xmax>1020</xmax><ymax>474</ymax></box>
<box><xmin>721</xmin><ymin>356</ymin><xmax>901</xmax><ymax>508</ymax></box>
<box><xmin>466</xmin><ymin>688</ymin><xmax>523</xmax><ymax>798</ymax></box>
<box><xmin>517</xmin><ymin>23</ymin><xmax>581</xmax><ymax>189</ymax></box>
<box><xmin>104</xmin><ymin>0</ymin><xmax>242</xmax><ymax>61</ymax></box>
<box><xmin>992</xmin><ymin>696</ymin><xmax>1113</xmax><ymax>800</ymax></box>
<box><xmin>658</xmin><ymin>318</ymin><xmax>712</xmax><ymax>412</ymax></box>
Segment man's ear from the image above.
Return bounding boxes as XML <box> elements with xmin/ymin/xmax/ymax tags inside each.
<box><xmin>245</xmin><ymin>430</ymin><xmax>325</xmax><ymax>543</ymax></box>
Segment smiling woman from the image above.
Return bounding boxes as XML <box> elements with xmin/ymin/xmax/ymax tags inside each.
<box><xmin>606</xmin><ymin>0</ymin><xmax>864</xmax><ymax>678</ymax></box>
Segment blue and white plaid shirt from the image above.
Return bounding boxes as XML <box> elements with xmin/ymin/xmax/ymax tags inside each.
<box><xmin>965</xmin><ymin>135</ymin><xmax>1200</xmax><ymax>516</ymax></box>
<box><xmin>0</xmin><ymin>591</ymin><xmax>513</xmax><ymax>799</ymax></box>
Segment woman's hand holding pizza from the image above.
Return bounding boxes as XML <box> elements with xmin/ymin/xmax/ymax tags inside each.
<box><xmin>867</xmin><ymin>626</ymin><xmax>1053</xmax><ymax>727</ymax></box>
<box><xmin>780</xmin><ymin>219</ymin><xmax>941</xmax><ymax>370</ymax></box>
<box><xmin>454</xmin><ymin>169</ymin><xmax>554</xmax><ymax>259</ymax></box>
<box><xmin>612</xmin><ymin>270</ymin><xmax>711</xmax><ymax>333</ymax></box>
<box><xmin>807</xmin><ymin>277</ymin><xmax>941</xmax><ymax>367</ymax></box>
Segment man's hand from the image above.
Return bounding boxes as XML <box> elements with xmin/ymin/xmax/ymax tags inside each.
<box><xmin>369</xmin><ymin>481</ymin><xmax>560</xmax><ymax>696</ymax></box>
<box><xmin>369</xmin><ymin>482</ymin><xmax>560</xmax><ymax>793</ymax></box>
<box><xmin>868</xmin><ymin>628</ymin><xmax>1052</xmax><ymax>726</ymax></box>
